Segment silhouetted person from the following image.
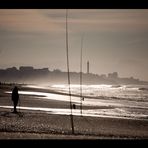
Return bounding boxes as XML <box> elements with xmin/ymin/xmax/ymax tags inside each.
<box><xmin>11</xmin><ymin>86</ymin><xmax>19</xmax><ymax>113</ymax></box>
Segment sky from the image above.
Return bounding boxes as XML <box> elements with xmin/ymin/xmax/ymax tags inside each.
<box><xmin>0</xmin><ymin>9</ymin><xmax>148</xmax><ymax>81</ymax></box>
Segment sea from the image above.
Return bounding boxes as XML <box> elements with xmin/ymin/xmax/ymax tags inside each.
<box><xmin>4</xmin><ymin>84</ymin><xmax>148</xmax><ymax>120</ymax></box>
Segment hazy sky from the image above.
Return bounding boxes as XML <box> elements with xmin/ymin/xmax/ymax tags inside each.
<box><xmin>0</xmin><ymin>9</ymin><xmax>148</xmax><ymax>81</ymax></box>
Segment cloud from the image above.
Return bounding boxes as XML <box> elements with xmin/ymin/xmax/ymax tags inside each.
<box><xmin>1</xmin><ymin>9</ymin><xmax>148</xmax><ymax>35</ymax></box>
<box><xmin>41</xmin><ymin>9</ymin><xmax>148</xmax><ymax>33</ymax></box>
<box><xmin>0</xmin><ymin>9</ymin><xmax>65</xmax><ymax>34</ymax></box>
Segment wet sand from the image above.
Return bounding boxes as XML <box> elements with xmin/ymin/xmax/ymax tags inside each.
<box><xmin>0</xmin><ymin>108</ymin><xmax>148</xmax><ymax>139</ymax></box>
<box><xmin>0</xmin><ymin>84</ymin><xmax>148</xmax><ymax>139</ymax></box>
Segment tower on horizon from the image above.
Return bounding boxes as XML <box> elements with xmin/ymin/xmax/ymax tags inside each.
<box><xmin>87</xmin><ymin>61</ymin><xmax>89</xmax><ymax>74</ymax></box>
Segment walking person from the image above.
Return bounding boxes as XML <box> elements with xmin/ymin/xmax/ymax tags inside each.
<box><xmin>11</xmin><ymin>86</ymin><xmax>19</xmax><ymax>113</ymax></box>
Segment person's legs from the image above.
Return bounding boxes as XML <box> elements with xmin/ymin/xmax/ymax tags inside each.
<box><xmin>13</xmin><ymin>101</ymin><xmax>18</xmax><ymax>113</ymax></box>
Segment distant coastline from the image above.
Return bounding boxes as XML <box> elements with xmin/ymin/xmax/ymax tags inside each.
<box><xmin>0</xmin><ymin>66</ymin><xmax>148</xmax><ymax>85</ymax></box>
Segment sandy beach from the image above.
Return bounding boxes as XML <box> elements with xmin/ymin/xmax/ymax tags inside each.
<box><xmin>0</xmin><ymin>84</ymin><xmax>148</xmax><ymax>139</ymax></box>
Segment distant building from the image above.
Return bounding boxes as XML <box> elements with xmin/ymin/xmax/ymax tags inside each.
<box><xmin>6</xmin><ymin>67</ymin><xmax>18</xmax><ymax>71</ymax></box>
<box><xmin>87</xmin><ymin>61</ymin><xmax>89</xmax><ymax>74</ymax></box>
<box><xmin>108</xmin><ymin>72</ymin><xmax>118</xmax><ymax>79</ymax></box>
<box><xmin>100</xmin><ymin>74</ymin><xmax>107</xmax><ymax>79</ymax></box>
<box><xmin>53</xmin><ymin>69</ymin><xmax>62</xmax><ymax>73</ymax></box>
<box><xmin>19</xmin><ymin>66</ymin><xmax>34</xmax><ymax>72</ymax></box>
<box><xmin>36</xmin><ymin>68</ymin><xmax>49</xmax><ymax>73</ymax></box>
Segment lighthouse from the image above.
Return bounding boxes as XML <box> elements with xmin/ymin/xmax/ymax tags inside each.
<box><xmin>87</xmin><ymin>61</ymin><xmax>89</xmax><ymax>74</ymax></box>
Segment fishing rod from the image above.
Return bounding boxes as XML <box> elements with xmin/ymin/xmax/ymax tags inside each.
<box><xmin>66</xmin><ymin>9</ymin><xmax>74</xmax><ymax>134</ymax></box>
<box><xmin>80</xmin><ymin>35</ymin><xmax>84</xmax><ymax>116</ymax></box>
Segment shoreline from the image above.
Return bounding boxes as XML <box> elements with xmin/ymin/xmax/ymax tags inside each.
<box><xmin>0</xmin><ymin>105</ymin><xmax>148</xmax><ymax>121</ymax></box>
